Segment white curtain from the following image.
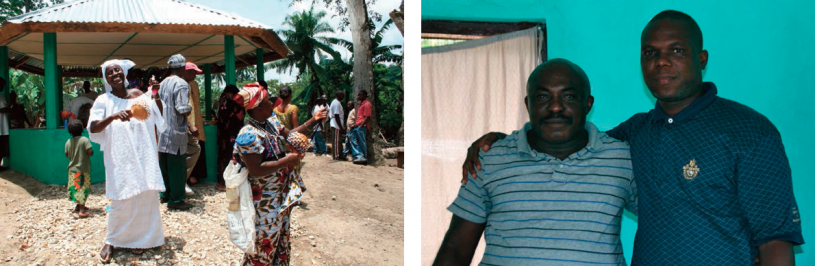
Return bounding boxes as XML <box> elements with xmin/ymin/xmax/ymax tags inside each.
<box><xmin>421</xmin><ymin>27</ymin><xmax>543</xmax><ymax>265</ymax></box>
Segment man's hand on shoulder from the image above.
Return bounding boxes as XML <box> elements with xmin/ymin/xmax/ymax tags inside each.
<box><xmin>461</xmin><ymin>132</ymin><xmax>508</xmax><ymax>184</ymax></box>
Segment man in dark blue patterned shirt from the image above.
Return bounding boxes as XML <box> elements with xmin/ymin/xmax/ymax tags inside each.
<box><xmin>462</xmin><ymin>10</ymin><xmax>803</xmax><ymax>265</ymax></box>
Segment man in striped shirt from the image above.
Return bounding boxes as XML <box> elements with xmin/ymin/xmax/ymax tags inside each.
<box><xmin>434</xmin><ymin>59</ymin><xmax>637</xmax><ymax>265</ymax></box>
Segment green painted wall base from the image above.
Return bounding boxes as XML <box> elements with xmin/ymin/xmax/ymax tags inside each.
<box><xmin>9</xmin><ymin>128</ymin><xmax>105</xmax><ymax>185</ymax></box>
<box><xmin>10</xmin><ymin>125</ymin><xmax>218</xmax><ymax>185</ymax></box>
<box><xmin>203</xmin><ymin>125</ymin><xmax>218</xmax><ymax>183</ymax></box>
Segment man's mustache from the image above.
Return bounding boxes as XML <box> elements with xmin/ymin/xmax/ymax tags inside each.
<box><xmin>539</xmin><ymin>113</ymin><xmax>573</xmax><ymax>124</ymax></box>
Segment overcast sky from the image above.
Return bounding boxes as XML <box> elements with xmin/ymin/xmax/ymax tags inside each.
<box><xmin>184</xmin><ymin>0</ymin><xmax>404</xmax><ymax>83</ymax></box>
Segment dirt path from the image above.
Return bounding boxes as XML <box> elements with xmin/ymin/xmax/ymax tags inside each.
<box><xmin>0</xmin><ymin>155</ymin><xmax>403</xmax><ymax>265</ymax></box>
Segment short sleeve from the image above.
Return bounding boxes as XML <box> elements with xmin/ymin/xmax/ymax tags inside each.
<box><xmin>360</xmin><ymin>102</ymin><xmax>372</xmax><ymax>117</ymax></box>
<box><xmin>174</xmin><ymin>80</ymin><xmax>192</xmax><ymax>114</ymax></box>
<box><xmin>65</xmin><ymin>140</ymin><xmax>71</xmax><ymax>154</ymax></box>
<box><xmin>607</xmin><ymin>116</ymin><xmax>633</xmax><ymax>141</ymax></box>
<box><xmin>447</xmin><ymin>164</ymin><xmax>491</xmax><ymax>224</ymax></box>
<box><xmin>268</xmin><ymin>113</ymin><xmax>284</xmax><ymax>132</ymax></box>
<box><xmin>234</xmin><ymin>127</ymin><xmax>264</xmax><ymax>155</ymax></box>
<box><xmin>82</xmin><ymin>137</ymin><xmax>92</xmax><ymax>151</ymax></box>
<box><xmin>0</xmin><ymin>96</ymin><xmax>7</xmax><ymax>109</ymax></box>
<box><xmin>737</xmin><ymin>134</ymin><xmax>804</xmax><ymax>247</ymax></box>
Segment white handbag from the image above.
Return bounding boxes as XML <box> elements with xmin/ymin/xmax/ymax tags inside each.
<box><xmin>223</xmin><ymin>159</ymin><xmax>256</xmax><ymax>254</ymax></box>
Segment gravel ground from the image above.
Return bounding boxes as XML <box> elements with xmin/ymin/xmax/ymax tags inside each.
<box><xmin>1</xmin><ymin>155</ymin><xmax>404</xmax><ymax>266</ymax></box>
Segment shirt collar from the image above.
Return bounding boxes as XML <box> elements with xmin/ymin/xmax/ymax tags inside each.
<box><xmin>651</xmin><ymin>82</ymin><xmax>718</xmax><ymax>123</ymax></box>
<box><xmin>517</xmin><ymin>121</ymin><xmax>602</xmax><ymax>157</ymax></box>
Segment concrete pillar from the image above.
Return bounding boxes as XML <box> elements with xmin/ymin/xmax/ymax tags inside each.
<box><xmin>204</xmin><ymin>63</ymin><xmax>212</xmax><ymax>120</ymax></box>
<box><xmin>44</xmin><ymin>33</ymin><xmax>58</xmax><ymax>130</ymax></box>
<box><xmin>256</xmin><ymin>48</ymin><xmax>264</xmax><ymax>82</ymax></box>
<box><xmin>0</xmin><ymin>46</ymin><xmax>8</xmax><ymax>100</ymax></box>
<box><xmin>224</xmin><ymin>35</ymin><xmax>235</xmax><ymax>86</ymax></box>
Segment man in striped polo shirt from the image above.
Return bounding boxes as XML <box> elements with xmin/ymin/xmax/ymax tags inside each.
<box><xmin>434</xmin><ymin>59</ymin><xmax>637</xmax><ymax>265</ymax></box>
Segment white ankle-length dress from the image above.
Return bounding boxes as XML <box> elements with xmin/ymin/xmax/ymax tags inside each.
<box><xmin>87</xmin><ymin>92</ymin><xmax>167</xmax><ymax>249</ymax></box>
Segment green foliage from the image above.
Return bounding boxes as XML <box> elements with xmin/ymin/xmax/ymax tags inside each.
<box><xmin>329</xmin><ymin>19</ymin><xmax>402</xmax><ymax>65</ymax></box>
<box><xmin>9</xmin><ymin>69</ymin><xmax>45</xmax><ymax>117</ymax></box>
<box><xmin>373</xmin><ymin>63</ymin><xmax>402</xmax><ymax>140</ymax></box>
<box><xmin>268</xmin><ymin>6</ymin><xmax>344</xmax><ymax>111</ymax></box>
<box><xmin>0</xmin><ymin>0</ymin><xmax>65</xmax><ymax>22</ymax></box>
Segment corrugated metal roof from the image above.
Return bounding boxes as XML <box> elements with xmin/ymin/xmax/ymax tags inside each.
<box><xmin>6</xmin><ymin>0</ymin><xmax>272</xmax><ymax>29</ymax></box>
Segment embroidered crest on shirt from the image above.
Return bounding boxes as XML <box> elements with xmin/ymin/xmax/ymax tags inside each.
<box><xmin>683</xmin><ymin>159</ymin><xmax>699</xmax><ymax>180</ymax></box>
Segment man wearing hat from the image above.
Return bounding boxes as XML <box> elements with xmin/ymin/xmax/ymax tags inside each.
<box><xmin>183</xmin><ymin>62</ymin><xmax>205</xmax><ymax>195</ymax></box>
<box><xmin>157</xmin><ymin>54</ymin><xmax>193</xmax><ymax>210</ymax></box>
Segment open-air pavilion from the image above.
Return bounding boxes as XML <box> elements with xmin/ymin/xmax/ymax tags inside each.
<box><xmin>0</xmin><ymin>0</ymin><xmax>290</xmax><ymax>184</ymax></box>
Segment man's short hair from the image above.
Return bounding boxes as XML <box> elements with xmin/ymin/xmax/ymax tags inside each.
<box><xmin>647</xmin><ymin>10</ymin><xmax>703</xmax><ymax>52</ymax></box>
<box><xmin>67</xmin><ymin>120</ymin><xmax>84</xmax><ymax>137</ymax></box>
<box><xmin>258</xmin><ymin>80</ymin><xmax>268</xmax><ymax>89</ymax></box>
<box><xmin>528</xmin><ymin>58</ymin><xmax>591</xmax><ymax>97</ymax></box>
<box><xmin>359</xmin><ymin>90</ymin><xmax>369</xmax><ymax>96</ymax></box>
<box><xmin>335</xmin><ymin>90</ymin><xmax>344</xmax><ymax>98</ymax></box>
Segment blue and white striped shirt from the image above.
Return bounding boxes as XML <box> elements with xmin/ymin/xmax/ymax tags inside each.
<box><xmin>449</xmin><ymin>122</ymin><xmax>637</xmax><ymax>266</ymax></box>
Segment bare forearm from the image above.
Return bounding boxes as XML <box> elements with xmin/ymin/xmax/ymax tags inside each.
<box><xmin>357</xmin><ymin>116</ymin><xmax>369</xmax><ymax>128</ymax></box>
<box><xmin>252</xmin><ymin>160</ymin><xmax>291</xmax><ymax>176</ymax></box>
<box><xmin>758</xmin><ymin>240</ymin><xmax>795</xmax><ymax>266</ymax></box>
<box><xmin>89</xmin><ymin>116</ymin><xmax>116</xmax><ymax>133</ymax></box>
<box><xmin>334</xmin><ymin>114</ymin><xmax>343</xmax><ymax>129</ymax></box>
<box><xmin>291</xmin><ymin>117</ymin><xmax>319</xmax><ymax>136</ymax></box>
<box><xmin>433</xmin><ymin>216</ymin><xmax>484</xmax><ymax>266</ymax></box>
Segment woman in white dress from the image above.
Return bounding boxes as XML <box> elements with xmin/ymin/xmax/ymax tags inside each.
<box><xmin>87</xmin><ymin>59</ymin><xmax>167</xmax><ymax>262</ymax></box>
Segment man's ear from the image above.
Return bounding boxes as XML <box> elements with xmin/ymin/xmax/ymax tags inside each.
<box><xmin>699</xmin><ymin>49</ymin><xmax>709</xmax><ymax>70</ymax></box>
<box><xmin>586</xmin><ymin>95</ymin><xmax>594</xmax><ymax>112</ymax></box>
<box><xmin>524</xmin><ymin>96</ymin><xmax>529</xmax><ymax>112</ymax></box>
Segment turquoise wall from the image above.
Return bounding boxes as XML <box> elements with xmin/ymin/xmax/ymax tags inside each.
<box><xmin>10</xmin><ymin>125</ymin><xmax>219</xmax><ymax>185</ymax></box>
<box><xmin>424</xmin><ymin>0</ymin><xmax>815</xmax><ymax>263</ymax></box>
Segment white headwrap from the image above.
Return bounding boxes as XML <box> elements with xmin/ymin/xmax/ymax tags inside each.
<box><xmin>100</xmin><ymin>59</ymin><xmax>136</xmax><ymax>93</ymax></box>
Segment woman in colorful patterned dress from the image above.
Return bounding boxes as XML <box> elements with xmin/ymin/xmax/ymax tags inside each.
<box><xmin>232</xmin><ymin>83</ymin><xmax>326</xmax><ymax>266</ymax></box>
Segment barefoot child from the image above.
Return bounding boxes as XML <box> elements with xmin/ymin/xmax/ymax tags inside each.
<box><xmin>65</xmin><ymin>119</ymin><xmax>93</xmax><ymax>218</ymax></box>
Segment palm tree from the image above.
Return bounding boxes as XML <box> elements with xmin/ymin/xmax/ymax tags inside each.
<box><xmin>330</xmin><ymin>19</ymin><xmax>402</xmax><ymax>65</ymax></box>
<box><xmin>268</xmin><ymin>7</ymin><xmax>343</xmax><ymax>107</ymax></box>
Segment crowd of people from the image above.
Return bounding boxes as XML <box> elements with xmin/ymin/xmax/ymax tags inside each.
<box><xmin>0</xmin><ymin>48</ymin><xmax>377</xmax><ymax>264</ymax></box>
<box><xmin>12</xmin><ymin>51</ymin><xmax>375</xmax><ymax>265</ymax></box>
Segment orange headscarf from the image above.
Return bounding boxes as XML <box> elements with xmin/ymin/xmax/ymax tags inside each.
<box><xmin>233</xmin><ymin>82</ymin><xmax>268</xmax><ymax>110</ymax></box>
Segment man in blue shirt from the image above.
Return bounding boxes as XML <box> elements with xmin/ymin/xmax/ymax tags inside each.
<box><xmin>461</xmin><ymin>10</ymin><xmax>803</xmax><ymax>265</ymax></box>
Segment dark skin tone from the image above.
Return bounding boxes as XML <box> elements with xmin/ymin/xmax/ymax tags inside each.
<box><xmin>90</xmin><ymin>63</ymin><xmax>149</xmax><ymax>261</ymax></box>
<box><xmin>460</xmin><ymin>18</ymin><xmax>794</xmax><ymax>266</ymax></box>
<box><xmin>275</xmin><ymin>86</ymin><xmax>299</xmax><ymax>128</ymax></box>
<box><xmin>641</xmin><ymin>18</ymin><xmax>708</xmax><ymax>116</ymax></box>
<box><xmin>241</xmin><ymin>95</ymin><xmax>327</xmax><ymax>177</ymax></box>
<box><xmin>351</xmin><ymin>92</ymin><xmax>370</xmax><ymax>129</ymax></box>
<box><xmin>334</xmin><ymin>93</ymin><xmax>345</xmax><ymax>133</ymax></box>
<box><xmin>9</xmin><ymin>94</ymin><xmax>33</xmax><ymax>127</ymax></box>
<box><xmin>434</xmin><ymin>60</ymin><xmax>593</xmax><ymax>266</ymax></box>
<box><xmin>183</xmin><ymin>69</ymin><xmax>200</xmax><ymax>137</ymax></box>
<box><xmin>89</xmin><ymin>65</ymin><xmax>143</xmax><ymax>134</ymax></box>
